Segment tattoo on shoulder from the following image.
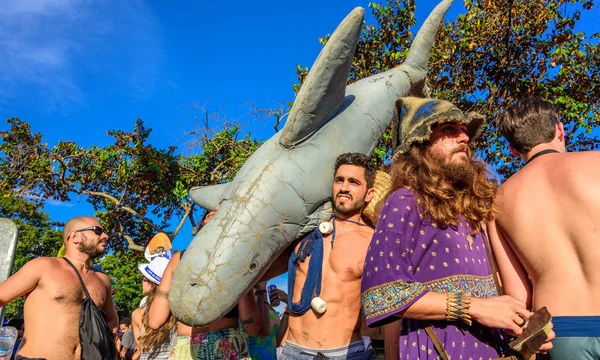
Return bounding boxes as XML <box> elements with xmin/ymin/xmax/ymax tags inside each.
<box><xmin>241</xmin><ymin>318</ymin><xmax>254</xmax><ymax>325</ymax></box>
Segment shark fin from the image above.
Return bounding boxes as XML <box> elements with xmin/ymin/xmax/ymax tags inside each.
<box><xmin>280</xmin><ymin>7</ymin><xmax>364</xmax><ymax>148</ymax></box>
<box><xmin>189</xmin><ymin>183</ymin><xmax>231</xmax><ymax>210</ymax></box>
<box><xmin>404</xmin><ymin>0</ymin><xmax>453</xmax><ymax>71</ymax></box>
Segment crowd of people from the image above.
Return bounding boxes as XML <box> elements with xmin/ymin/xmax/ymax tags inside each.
<box><xmin>0</xmin><ymin>97</ymin><xmax>598</xmax><ymax>360</ymax></box>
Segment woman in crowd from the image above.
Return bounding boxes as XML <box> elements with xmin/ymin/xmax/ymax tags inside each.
<box><xmin>131</xmin><ymin>256</ymin><xmax>176</xmax><ymax>360</ymax></box>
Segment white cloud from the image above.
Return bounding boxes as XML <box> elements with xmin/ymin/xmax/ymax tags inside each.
<box><xmin>0</xmin><ymin>0</ymin><xmax>164</xmax><ymax>112</ymax></box>
<box><xmin>45</xmin><ymin>199</ymin><xmax>76</xmax><ymax>208</ymax></box>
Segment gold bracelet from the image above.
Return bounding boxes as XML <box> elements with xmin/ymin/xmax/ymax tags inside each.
<box><xmin>445</xmin><ymin>292</ymin><xmax>472</xmax><ymax>326</ymax></box>
<box><xmin>156</xmin><ymin>290</ymin><xmax>169</xmax><ymax>299</ymax></box>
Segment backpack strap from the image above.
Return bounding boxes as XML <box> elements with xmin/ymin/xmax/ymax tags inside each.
<box><xmin>63</xmin><ymin>257</ymin><xmax>93</xmax><ymax>300</ymax></box>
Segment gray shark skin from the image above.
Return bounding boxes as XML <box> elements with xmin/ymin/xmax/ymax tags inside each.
<box><xmin>0</xmin><ymin>218</ymin><xmax>18</xmax><ymax>323</ymax></box>
<box><xmin>170</xmin><ymin>0</ymin><xmax>453</xmax><ymax>326</ymax></box>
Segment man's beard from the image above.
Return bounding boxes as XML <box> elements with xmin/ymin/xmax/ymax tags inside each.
<box><xmin>78</xmin><ymin>233</ymin><xmax>106</xmax><ymax>258</ymax></box>
<box><xmin>333</xmin><ymin>192</ymin><xmax>366</xmax><ymax>216</ymax></box>
<box><xmin>431</xmin><ymin>146</ymin><xmax>476</xmax><ymax>188</ymax></box>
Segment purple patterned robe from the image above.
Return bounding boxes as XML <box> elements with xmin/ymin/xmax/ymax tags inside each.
<box><xmin>361</xmin><ymin>188</ymin><xmax>504</xmax><ymax>359</ymax></box>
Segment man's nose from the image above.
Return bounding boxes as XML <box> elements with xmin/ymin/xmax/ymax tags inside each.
<box><xmin>340</xmin><ymin>180</ymin><xmax>351</xmax><ymax>191</ymax></box>
<box><xmin>457</xmin><ymin>129</ymin><xmax>469</xmax><ymax>144</ymax></box>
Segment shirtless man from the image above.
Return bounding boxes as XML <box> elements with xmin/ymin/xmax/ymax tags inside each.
<box><xmin>490</xmin><ymin>98</ymin><xmax>600</xmax><ymax>359</ymax></box>
<box><xmin>0</xmin><ymin>216</ymin><xmax>118</xmax><ymax>360</ymax></box>
<box><xmin>280</xmin><ymin>153</ymin><xmax>376</xmax><ymax>360</ymax></box>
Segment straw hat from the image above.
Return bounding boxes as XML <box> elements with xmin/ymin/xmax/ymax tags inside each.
<box><xmin>362</xmin><ymin>170</ymin><xmax>392</xmax><ymax>226</ymax></box>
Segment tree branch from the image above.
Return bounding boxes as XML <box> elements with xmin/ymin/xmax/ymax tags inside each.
<box><xmin>78</xmin><ymin>189</ymin><xmax>163</xmax><ymax>234</ymax></box>
<box><xmin>171</xmin><ymin>201</ymin><xmax>194</xmax><ymax>240</ymax></box>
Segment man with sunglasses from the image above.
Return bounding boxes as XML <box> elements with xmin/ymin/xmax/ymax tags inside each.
<box><xmin>0</xmin><ymin>216</ymin><xmax>118</xmax><ymax>360</ymax></box>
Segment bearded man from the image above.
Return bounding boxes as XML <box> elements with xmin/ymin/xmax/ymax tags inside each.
<box><xmin>0</xmin><ymin>216</ymin><xmax>118</xmax><ymax>360</ymax></box>
<box><xmin>360</xmin><ymin>97</ymin><xmax>552</xmax><ymax>359</ymax></box>
<box><xmin>279</xmin><ymin>153</ymin><xmax>376</xmax><ymax>360</ymax></box>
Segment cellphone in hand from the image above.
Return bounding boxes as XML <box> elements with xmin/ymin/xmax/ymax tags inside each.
<box><xmin>268</xmin><ymin>284</ymin><xmax>280</xmax><ymax>307</ymax></box>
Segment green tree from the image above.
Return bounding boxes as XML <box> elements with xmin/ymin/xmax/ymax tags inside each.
<box><xmin>0</xmin><ymin>115</ymin><xmax>260</xmax><ymax>252</ymax></box>
<box><xmin>298</xmin><ymin>0</ymin><xmax>599</xmax><ymax>175</ymax></box>
<box><xmin>0</xmin><ymin>197</ymin><xmax>63</xmax><ymax>318</ymax></box>
<box><xmin>100</xmin><ymin>251</ymin><xmax>145</xmax><ymax>319</ymax></box>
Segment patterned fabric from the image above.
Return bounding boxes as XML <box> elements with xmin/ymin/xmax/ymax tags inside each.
<box><xmin>168</xmin><ymin>328</ymin><xmax>249</xmax><ymax>360</ymax></box>
<box><xmin>243</xmin><ymin>307</ymin><xmax>279</xmax><ymax>360</ymax></box>
<box><xmin>360</xmin><ymin>188</ymin><xmax>504</xmax><ymax>359</ymax></box>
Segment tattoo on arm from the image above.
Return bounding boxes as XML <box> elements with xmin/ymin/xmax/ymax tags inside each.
<box><xmin>241</xmin><ymin>317</ymin><xmax>254</xmax><ymax>326</ymax></box>
<box><xmin>156</xmin><ymin>290</ymin><xmax>169</xmax><ymax>299</ymax></box>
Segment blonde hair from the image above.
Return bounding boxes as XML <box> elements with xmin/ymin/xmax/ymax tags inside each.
<box><xmin>138</xmin><ymin>284</ymin><xmax>176</xmax><ymax>352</ymax></box>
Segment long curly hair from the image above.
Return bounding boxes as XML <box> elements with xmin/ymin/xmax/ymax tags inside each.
<box><xmin>138</xmin><ymin>284</ymin><xmax>177</xmax><ymax>353</ymax></box>
<box><xmin>388</xmin><ymin>143</ymin><xmax>498</xmax><ymax>232</ymax></box>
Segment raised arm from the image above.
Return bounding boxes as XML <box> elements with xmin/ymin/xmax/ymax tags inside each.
<box><xmin>0</xmin><ymin>257</ymin><xmax>46</xmax><ymax>307</ymax></box>
<box><xmin>253</xmin><ymin>282</ymin><xmax>272</xmax><ymax>338</ymax></box>
<box><xmin>148</xmin><ymin>252</ymin><xmax>180</xmax><ymax>330</ymax></box>
<box><xmin>238</xmin><ymin>289</ymin><xmax>263</xmax><ymax>337</ymax></box>
<box><xmin>487</xmin><ymin>221</ymin><xmax>532</xmax><ymax>308</ymax></box>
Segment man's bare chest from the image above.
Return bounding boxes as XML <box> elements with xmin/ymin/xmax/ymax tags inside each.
<box><xmin>43</xmin><ymin>271</ymin><xmax>107</xmax><ymax>308</ymax></box>
<box><xmin>296</xmin><ymin>236</ymin><xmax>367</xmax><ymax>280</ymax></box>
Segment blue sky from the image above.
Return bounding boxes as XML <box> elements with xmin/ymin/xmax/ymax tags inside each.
<box><xmin>0</xmin><ymin>0</ymin><xmax>465</xmax><ymax>242</ymax></box>
<box><xmin>1</xmin><ymin>1</ymin><xmax>597</xmax><ymax>301</ymax></box>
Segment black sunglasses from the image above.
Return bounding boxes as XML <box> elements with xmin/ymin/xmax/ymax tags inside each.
<box><xmin>75</xmin><ymin>226</ymin><xmax>105</xmax><ymax>236</ymax></box>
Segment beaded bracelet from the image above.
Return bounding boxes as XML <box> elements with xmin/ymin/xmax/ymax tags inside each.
<box><xmin>446</xmin><ymin>292</ymin><xmax>472</xmax><ymax>326</ymax></box>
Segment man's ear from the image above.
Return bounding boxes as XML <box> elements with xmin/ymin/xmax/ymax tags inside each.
<box><xmin>69</xmin><ymin>231</ymin><xmax>81</xmax><ymax>245</ymax></box>
<box><xmin>508</xmin><ymin>144</ymin><xmax>522</xmax><ymax>159</ymax></box>
<box><xmin>365</xmin><ymin>187</ymin><xmax>375</xmax><ymax>203</ymax></box>
<box><xmin>557</xmin><ymin>122</ymin><xmax>565</xmax><ymax>142</ymax></box>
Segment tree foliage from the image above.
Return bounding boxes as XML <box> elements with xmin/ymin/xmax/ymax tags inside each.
<box><xmin>0</xmin><ymin>115</ymin><xmax>259</xmax><ymax>252</ymax></box>
<box><xmin>100</xmin><ymin>251</ymin><xmax>145</xmax><ymax>319</ymax></box>
<box><xmin>298</xmin><ymin>0</ymin><xmax>599</xmax><ymax>176</ymax></box>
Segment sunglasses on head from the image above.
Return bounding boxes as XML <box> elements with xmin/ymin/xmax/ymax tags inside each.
<box><xmin>75</xmin><ymin>226</ymin><xmax>105</xmax><ymax>236</ymax></box>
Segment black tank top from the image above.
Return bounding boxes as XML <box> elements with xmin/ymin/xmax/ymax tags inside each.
<box><xmin>179</xmin><ymin>250</ymin><xmax>239</xmax><ymax>319</ymax></box>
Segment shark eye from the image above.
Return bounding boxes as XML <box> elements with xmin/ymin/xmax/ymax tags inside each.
<box><xmin>249</xmin><ymin>262</ymin><xmax>258</xmax><ymax>272</ymax></box>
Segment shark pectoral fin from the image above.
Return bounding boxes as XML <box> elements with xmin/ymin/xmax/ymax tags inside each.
<box><xmin>279</xmin><ymin>7</ymin><xmax>364</xmax><ymax>148</ymax></box>
<box><xmin>189</xmin><ymin>183</ymin><xmax>231</xmax><ymax>210</ymax></box>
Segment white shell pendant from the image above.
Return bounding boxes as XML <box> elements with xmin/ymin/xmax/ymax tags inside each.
<box><xmin>311</xmin><ymin>296</ymin><xmax>327</xmax><ymax>313</ymax></box>
<box><xmin>319</xmin><ymin>222</ymin><xmax>334</xmax><ymax>235</ymax></box>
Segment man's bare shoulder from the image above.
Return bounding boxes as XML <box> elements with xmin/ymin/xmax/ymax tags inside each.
<box><xmin>560</xmin><ymin>151</ymin><xmax>600</xmax><ymax>172</ymax></box>
<box><xmin>27</xmin><ymin>257</ymin><xmax>63</xmax><ymax>270</ymax></box>
<box><xmin>356</xmin><ymin>226</ymin><xmax>375</xmax><ymax>243</ymax></box>
<box><xmin>93</xmin><ymin>269</ymin><xmax>111</xmax><ymax>286</ymax></box>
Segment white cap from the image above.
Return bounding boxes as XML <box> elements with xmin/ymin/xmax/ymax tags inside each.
<box><xmin>138</xmin><ymin>256</ymin><xmax>169</xmax><ymax>285</ymax></box>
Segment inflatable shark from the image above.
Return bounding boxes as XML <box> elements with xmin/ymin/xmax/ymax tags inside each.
<box><xmin>170</xmin><ymin>0</ymin><xmax>454</xmax><ymax>326</ymax></box>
